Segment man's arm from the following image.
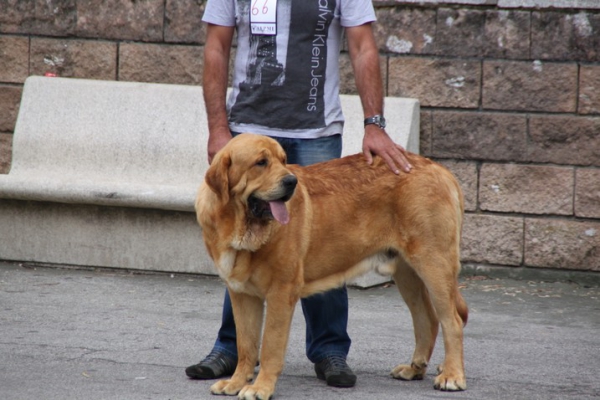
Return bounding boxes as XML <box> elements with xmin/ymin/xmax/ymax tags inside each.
<box><xmin>203</xmin><ymin>23</ymin><xmax>235</xmax><ymax>164</ymax></box>
<box><xmin>345</xmin><ymin>23</ymin><xmax>412</xmax><ymax>174</ymax></box>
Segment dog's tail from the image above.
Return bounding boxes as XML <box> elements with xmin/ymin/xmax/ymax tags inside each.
<box><xmin>456</xmin><ymin>287</ymin><xmax>469</xmax><ymax>327</ymax></box>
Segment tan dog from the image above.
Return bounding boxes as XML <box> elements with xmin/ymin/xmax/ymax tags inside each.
<box><xmin>196</xmin><ymin>133</ymin><xmax>468</xmax><ymax>399</ymax></box>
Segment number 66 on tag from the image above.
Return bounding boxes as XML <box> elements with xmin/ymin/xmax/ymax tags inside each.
<box><xmin>250</xmin><ymin>0</ymin><xmax>277</xmax><ymax>35</ymax></box>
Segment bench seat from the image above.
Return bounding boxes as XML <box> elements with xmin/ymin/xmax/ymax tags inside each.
<box><xmin>0</xmin><ymin>76</ymin><xmax>419</xmax><ymax>286</ymax></box>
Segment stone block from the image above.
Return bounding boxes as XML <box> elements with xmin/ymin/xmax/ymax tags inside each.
<box><xmin>579</xmin><ymin>65</ymin><xmax>600</xmax><ymax>115</ymax></box>
<box><xmin>483</xmin><ymin>60</ymin><xmax>578</xmax><ymax>112</ymax></box>
<box><xmin>498</xmin><ymin>0</ymin><xmax>600</xmax><ymax>8</ymax></box>
<box><xmin>435</xmin><ymin>8</ymin><xmax>485</xmax><ymax>57</ymax></box>
<box><xmin>119</xmin><ymin>43</ymin><xmax>202</xmax><ymax>85</ymax></box>
<box><xmin>480</xmin><ymin>163</ymin><xmax>574</xmax><ymax>215</ymax></box>
<box><xmin>419</xmin><ymin>110</ymin><xmax>432</xmax><ymax>157</ymax></box>
<box><xmin>528</xmin><ymin>115</ymin><xmax>600</xmax><ymax>167</ymax></box>
<box><xmin>484</xmin><ymin>10</ymin><xmax>530</xmax><ymax>59</ymax></box>
<box><xmin>0</xmin><ymin>0</ymin><xmax>76</xmax><ymax>36</ymax></box>
<box><xmin>76</xmin><ymin>0</ymin><xmax>164</xmax><ymax>42</ymax></box>
<box><xmin>0</xmin><ymin>133</ymin><xmax>12</xmax><ymax>174</ymax></box>
<box><xmin>165</xmin><ymin>0</ymin><xmax>206</xmax><ymax>44</ymax></box>
<box><xmin>0</xmin><ymin>85</ymin><xmax>22</xmax><ymax>132</ymax></box>
<box><xmin>0</xmin><ymin>36</ymin><xmax>29</xmax><ymax>83</ymax></box>
<box><xmin>525</xmin><ymin>218</ymin><xmax>600</xmax><ymax>271</ymax></box>
<box><xmin>373</xmin><ymin>7</ymin><xmax>436</xmax><ymax>54</ymax></box>
<box><xmin>461</xmin><ymin>214</ymin><xmax>523</xmax><ymax>266</ymax></box>
<box><xmin>531</xmin><ymin>11</ymin><xmax>600</xmax><ymax>62</ymax></box>
<box><xmin>30</xmin><ymin>38</ymin><xmax>117</xmax><ymax>80</ymax></box>
<box><xmin>431</xmin><ymin>111</ymin><xmax>528</xmax><ymax>162</ymax></box>
<box><xmin>438</xmin><ymin>160</ymin><xmax>478</xmax><ymax>212</ymax></box>
<box><xmin>575</xmin><ymin>168</ymin><xmax>600</xmax><ymax>218</ymax></box>
<box><xmin>388</xmin><ymin>57</ymin><xmax>480</xmax><ymax>108</ymax></box>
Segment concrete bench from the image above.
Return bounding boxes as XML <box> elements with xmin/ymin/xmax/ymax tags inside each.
<box><xmin>0</xmin><ymin>76</ymin><xmax>419</xmax><ymax>286</ymax></box>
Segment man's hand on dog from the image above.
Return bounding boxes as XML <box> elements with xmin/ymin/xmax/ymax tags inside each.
<box><xmin>363</xmin><ymin>126</ymin><xmax>413</xmax><ymax>174</ymax></box>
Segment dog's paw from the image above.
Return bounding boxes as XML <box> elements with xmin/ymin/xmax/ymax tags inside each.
<box><xmin>237</xmin><ymin>383</ymin><xmax>274</xmax><ymax>400</ymax></box>
<box><xmin>433</xmin><ymin>368</ymin><xmax>466</xmax><ymax>391</ymax></box>
<box><xmin>391</xmin><ymin>362</ymin><xmax>426</xmax><ymax>381</ymax></box>
<box><xmin>210</xmin><ymin>379</ymin><xmax>243</xmax><ymax>396</ymax></box>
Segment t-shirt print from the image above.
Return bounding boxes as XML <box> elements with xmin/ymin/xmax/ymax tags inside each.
<box><xmin>230</xmin><ymin>0</ymin><xmax>337</xmax><ymax>130</ymax></box>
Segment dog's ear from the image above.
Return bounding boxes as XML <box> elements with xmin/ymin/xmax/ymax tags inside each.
<box><xmin>205</xmin><ymin>152</ymin><xmax>231</xmax><ymax>204</ymax></box>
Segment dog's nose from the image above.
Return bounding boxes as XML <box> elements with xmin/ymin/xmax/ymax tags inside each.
<box><xmin>282</xmin><ymin>174</ymin><xmax>298</xmax><ymax>191</ymax></box>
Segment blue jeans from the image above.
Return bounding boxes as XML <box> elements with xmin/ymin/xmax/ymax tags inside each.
<box><xmin>213</xmin><ymin>134</ymin><xmax>351</xmax><ymax>364</ymax></box>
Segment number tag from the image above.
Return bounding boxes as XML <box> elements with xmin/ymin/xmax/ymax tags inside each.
<box><xmin>250</xmin><ymin>0</ymin><xmax>277</xmax><ymax>36</ymax></box>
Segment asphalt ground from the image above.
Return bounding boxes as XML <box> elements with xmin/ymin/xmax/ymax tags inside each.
<box><xmin>1</xmin><ymin>261</ymin><xmax>599</xmax><ymax>400</ymax></box>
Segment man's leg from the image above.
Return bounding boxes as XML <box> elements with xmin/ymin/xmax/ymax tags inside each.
<box><xmin>186</xmin><ymin>290</ymin><xmax>238</xmax><ymax>379</ymax></box>
<box><xmin>282</xmin><ymin>135</ymin><xmax>356</xmax><ymax>387</ymax></box>
<box><xmin>302</xmin><ymin>288</ymin><xmax>356</xmax><ymax>387</ymax></box>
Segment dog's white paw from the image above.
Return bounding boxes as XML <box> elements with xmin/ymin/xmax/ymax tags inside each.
<box><xmin>433</xmin><ymin>369</ymin><xmax>467</xmax><ymax>391</ymax></box>
<box><xmin>391</xmin><ymin>362</ymin><xmax>427</xmax><ymax>381</ymax></box>
<box><xmin>237</xmin><ymin>383</ymin><xmax>274</xmax><ymax>400</ymax></box>
<box><xmin>210</xmin><ymin>379</ymin><xmax>242</xmax><ymax>396</ymax></box>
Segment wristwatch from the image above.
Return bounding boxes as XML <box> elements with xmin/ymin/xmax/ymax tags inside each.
<box><xmin>364</xmin><ymin>114</ymin><xmax>386</xmax><ymax>129</ymax></box>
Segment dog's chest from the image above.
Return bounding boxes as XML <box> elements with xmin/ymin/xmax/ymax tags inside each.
<box><xmin>215</xmin><ymin>250</ymin><xmax>255</xmax><ymax>295</ymax></box>
<box><xmin>216</xmin><ymin>250</ymin><xmax>236</xmax><ymax>281</ymax></box>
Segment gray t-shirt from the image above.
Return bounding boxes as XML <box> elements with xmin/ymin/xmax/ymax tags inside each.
<box><xmin>202</xmin><ymin>0</ymin><xmax>376</xmax><ymax>139</ymax></box>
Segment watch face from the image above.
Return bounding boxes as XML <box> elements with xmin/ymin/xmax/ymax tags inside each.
<box><xmin>365</xmin><ymin>115</ymin><xmax>386</xmax><ymax>128</ymax></box>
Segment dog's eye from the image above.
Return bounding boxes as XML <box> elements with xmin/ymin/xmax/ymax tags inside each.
<box><xmin>256</xmin><ymin>159</ymin><xmax>268</xmax><ymax>167</ymax></box>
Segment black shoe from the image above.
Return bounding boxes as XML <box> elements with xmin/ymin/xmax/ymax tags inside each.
<box><xmin>185</xmin><ymin>350</ymin><xmax>237</xmax><ymax>379</ymax></box>
<box><xmin>314</xmin><ymin>356</ymin><xmax>357</xmax><ymax>388</ymax></box>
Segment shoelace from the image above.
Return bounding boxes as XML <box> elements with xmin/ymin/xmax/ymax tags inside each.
<box><xmin>201</xmin><ymin>350</ymin><xmax>236</xmax><ymax>371</ymax></box>
<box><xmin>202</xmin><ymin>350</ymin><xmax>224</xmax><ymax>363</ymax></box>
<box><xmin>324</xmin><ymin>356</ymin><xmax>351</xmax><ymax>372</ymax></box>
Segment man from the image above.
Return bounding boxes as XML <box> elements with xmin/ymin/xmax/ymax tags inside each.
<box><xmin>186</xmin><ymin>0</ymin><xmax>411</xmax><ymax>388</ymax></box>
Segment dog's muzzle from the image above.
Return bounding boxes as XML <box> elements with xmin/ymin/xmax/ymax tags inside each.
<box><xmin>248</xmin><ymin>174</ymin><xmax>297</xmax><ymax>225</ymax></box>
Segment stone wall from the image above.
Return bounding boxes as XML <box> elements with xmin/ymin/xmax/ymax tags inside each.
<box><xmin>0</xmin><ymin>0</ymin><xmax>599</xmax><ymax>275</ymax></box>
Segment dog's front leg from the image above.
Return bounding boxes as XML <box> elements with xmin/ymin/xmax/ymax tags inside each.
<box><xmin>210</xmin><ymin>290</ymin><xmax>263</xmax><ymax>397</ymax></box>
<box><xmin>237</xmin><ymin>284</ymin><xmax>298</xmax><ymax>400</ymax></box>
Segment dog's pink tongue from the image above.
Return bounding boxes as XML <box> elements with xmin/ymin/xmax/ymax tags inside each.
<box><xmin>269</xmin><ymin>201</ymin><xmax>290</xmax><ymax>225</ymax></box>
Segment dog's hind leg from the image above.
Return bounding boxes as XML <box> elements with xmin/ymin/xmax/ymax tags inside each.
<box><xmin>390</xmin><ymin>257</ymin><xmax>439</xmax><ymax>381</ymax></box>
<box><xmin>413</xmin><ymin>255</ymin><xmax>467</xmax><ymax>391</ymax></box>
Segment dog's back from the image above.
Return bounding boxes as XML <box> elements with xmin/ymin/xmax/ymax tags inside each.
<box><xmin>290</xmin><ymin>153</ymin><xmax>464</xmax><ymax>295</ymax></box>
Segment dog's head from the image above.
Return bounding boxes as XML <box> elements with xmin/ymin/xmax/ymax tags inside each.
<box><xmin>205</xmin><ymin>133</ymin><xmax>298</xmax><ymax>225</ymax></box>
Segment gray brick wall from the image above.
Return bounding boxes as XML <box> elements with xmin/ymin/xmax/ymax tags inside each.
<box><xmin>0</xmin><ymin>0</ymin><xmax>598</xmax><ymax>274</ymax></box>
